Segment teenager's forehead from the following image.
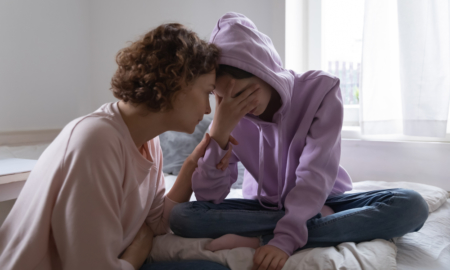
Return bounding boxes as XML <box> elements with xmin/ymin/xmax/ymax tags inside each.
<box><xmin>215</xmin><ymin>75</ymin><xmax>251</xmax><ymax>96</ymax></box>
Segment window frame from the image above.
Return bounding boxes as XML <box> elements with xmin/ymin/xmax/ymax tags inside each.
<box><xmin>286</xmin><ymin>0</ymin><xmax>450</xmax><ymax>142</ymax></box>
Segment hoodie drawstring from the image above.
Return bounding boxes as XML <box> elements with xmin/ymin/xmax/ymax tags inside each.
<box><xmin>256</xmin><ymin>122</ymin><xmax>283</xmax><ymax>210</ymax></box>
<box><xmin>276</xmin><ymin>124</ymin><xmax>283</xmax><ymax>209</ymax></box>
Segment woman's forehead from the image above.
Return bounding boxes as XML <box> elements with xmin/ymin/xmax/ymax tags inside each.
<box><xmin>193</xmin><ymin>72</ymin><xmax>215</xmax><ymax>86</ymax></box>
<box><xmin>215</xmin><ymin>76</ymin><xmax>250</xmax><ymax>94</ymax></box>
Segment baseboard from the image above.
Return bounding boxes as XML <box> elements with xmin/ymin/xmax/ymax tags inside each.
<box><xmin>0</xmin><ymin>129</ymin><xmax>61</xmax><ymax>146</ymax></box>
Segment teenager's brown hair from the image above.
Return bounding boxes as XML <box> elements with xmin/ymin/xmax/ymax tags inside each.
<box><xmin>216</xmin><ymin>64</ymin><xmax>254</xmax><ymax>79</ymax></box>
<box><xmin>111</xmin><ymin>23</ymin><xmax>220</xmax><ymax>111</ymax></box>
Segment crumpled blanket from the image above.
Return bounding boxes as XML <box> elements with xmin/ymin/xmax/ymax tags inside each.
<box><xmin>149</xmin><ymin>235</ymin><xmax>396</xmax><ymax>270</ymax></box>
<box><xmin>151</xmin><ymin>179</ymin><xmax>448</xmax><ymax>270</ymax></box>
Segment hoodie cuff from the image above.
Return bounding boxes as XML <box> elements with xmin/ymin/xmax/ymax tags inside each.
<box><xmin>200</xmin><ymin>138</ymin><xmax>230</xmax><ymax>167</ymax></box>
<box><xmin>268</xmin><ymin>234</ymin><xmax>298</xmax><ymax>256</ymax></box>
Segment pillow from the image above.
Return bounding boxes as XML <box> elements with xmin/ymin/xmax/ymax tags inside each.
<box><xmin>349</xmin><ymin>180</ymin><xmax>449</xmax><ymax>213</ymax></box>
<box><xmin>160</xmin><ymin>114</ymin><xmax>213</xmax><ymax>175</ymax></box>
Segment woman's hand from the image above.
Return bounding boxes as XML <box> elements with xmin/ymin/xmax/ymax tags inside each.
<box><xmin>210</xmin><ymin>79</ymin><xmax>259</xmax><ymax>149</ymax></box>
<box><xmin>188</xmin><ymin>133</ymin><xmax>212</xmax><ymax>165</ymax></box>
<box><xmin>168</xmin><ymin>133</ymin><xmax>238</xmax><ymax>203</ymax></box>
<box><xmin>252</xmin><ymin>245</ymin><xmax>289</xmax><ymax>270</ymax></box>
<box><xmin>189</xmin><ymin>133</ymin><xmax>239</xmax><ymax>170</ymax></box>
<box><xmin>120</xmin><ymin>222</ymin><xmax>154</xmax><ymax>270</ymax></box>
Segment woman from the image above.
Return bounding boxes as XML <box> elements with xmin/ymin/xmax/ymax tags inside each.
<box><xmin>0</xmin><ymin>23</ymin><xmax>242</xmax><ymax>270</ymax></box>
<box><xmin>170</xmin><ymin>13</ymin><xmax>429</xmax><ymax>270</ymax></box>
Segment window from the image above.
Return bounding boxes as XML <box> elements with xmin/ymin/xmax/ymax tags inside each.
<box><xmin>322</xmin><ymin>0</ymin><xmax>364</xmax><ymax>127</ymax></box>
<box><xmin>322</xmin><ymin>0</ymin><xmax>364</xmax><ymax>106</ymax></box>
<box><xmin>285</xmin><ymin>0</ymin><xmax>450</xmax><ymax>141</ymax></box>
<box><xmin>285</xmin><ymin>0</ymin><xmax>364</xmax><ymax>126</ymax></box>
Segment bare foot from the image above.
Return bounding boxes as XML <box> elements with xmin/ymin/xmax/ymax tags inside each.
<box><xmin>205</xmin><ymin>234</ymin><xmax>260</xmax><ymax>251</ymax></box>
<box><xmin>321</xmin><ymin>205</ymin><xmax>335</xmax><ymax>217</ymax></box>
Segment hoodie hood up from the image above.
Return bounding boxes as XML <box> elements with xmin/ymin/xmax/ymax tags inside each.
<box><xmin>193</xmin><ymin>12</ymin><xmax>352</xmax><ymax>255</ymax></box>
<box><xmin>210</xmin><ymin>12</ymin><xmax>297</xmax><ymax>210</ymax></box>
<box><xmin>210</xmin><ymin>12</ymin><xmax>294</xmax><ymax>117</ymax></box>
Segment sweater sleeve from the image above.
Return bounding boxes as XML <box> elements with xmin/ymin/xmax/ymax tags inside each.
<box><xmin>191</xmin><ymin>138</ymin><xmax>240</xmax><ymax>203</ymax></box>
<box><xmin>51</xmin><ymin>121</ymin><xmax>134</xmax><ymax>270</ymax></box>
<box><xmin>268</xmin><ymin>80</ymin><xmax>344</xmax><ymax>256</ymax></box>
<box><xmin>146</xmin><ymin>143</ymin><xmax>178</xmax><ymax>235</ymax></box>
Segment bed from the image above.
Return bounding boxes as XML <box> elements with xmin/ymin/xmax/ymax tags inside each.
<box><xmin>153</xmin><ymin>175</ymin><xmax>450</xmax><ymax>270</ymax></box>
<box><xmin>2</xmin><ymin>124</ymin><xmax>449</xmax><ymax>269</ymax></box>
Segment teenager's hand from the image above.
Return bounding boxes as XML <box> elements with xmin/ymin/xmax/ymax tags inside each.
<box><xmin>120</xmin><ymin>222</ymin><xmax>154</xmax><ymax>270</ymax></box>
<box><xmin>252</xmin><ymin>245</ymin><xmax>289</xmax><ymax>270</ymax></box>
<box><xmin>210</xmin><ymin>79</ymin><xmax>259</xmax><ymax>149</ymax></box>
<box><xmin>216</xmin><ymin>135</ymin><xmax>238</xmax><ymax>171</ymax></box>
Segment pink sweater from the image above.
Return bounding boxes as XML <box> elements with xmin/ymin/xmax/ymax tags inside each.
<box><xmin>0</xmin><ymin>102</ymin><xmax>176</xmax><ymax>270</ymax></box>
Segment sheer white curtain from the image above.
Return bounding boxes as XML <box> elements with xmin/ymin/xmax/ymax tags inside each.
<box><xmin>360</xmin><ymin>0</ymin><xmax>450</xmax><ymax>137</ymax></box>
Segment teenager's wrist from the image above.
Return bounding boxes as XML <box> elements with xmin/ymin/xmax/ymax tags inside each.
<box><xmin>210</xmin><ymin>130</ymin><xmax>231</xmax><ymax>150</ymax></box>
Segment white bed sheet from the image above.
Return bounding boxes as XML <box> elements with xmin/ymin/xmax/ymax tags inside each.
<box><xmin>396</xmin><ymin>199</ymin><xmax>450</xmax><ymax>270</ymax></box>
<box><xmin>161</xmin><ymin>176</ymin><xmax>449</xmax><ymax>269</ymax></box>
<box><xmin>348</xmin><ymin>180</ymin><xmax>450</xmax><ymax>270</ymax></box>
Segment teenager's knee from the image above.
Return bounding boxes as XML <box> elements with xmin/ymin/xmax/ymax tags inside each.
<box><xmin>169</xmin><ymin>202</ymin><xmax>208</xmax><ymax>237</ymax></box>
<box><xmin>393</xmin><ymin>188</ymin><xmax>429</xmax><ymax>230</ymax></box>
<box><xmin>170</xmin><ymin>202</ymin><xmax>195</xmax><ymax>237</ymax></box>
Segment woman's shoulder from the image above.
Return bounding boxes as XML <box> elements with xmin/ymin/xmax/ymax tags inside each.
<box><xmin>56</xmin><ymin>108</ymin><xmax>128</xmax><ymax>162</ymax></box>
<box><xmin>64</xmin><ymin>103</ymin><xmax>125</xmax><ymax>143</ymax></box>
<box><xmin>67</xmin><ymin>115</ymin><xmax>122</xmax><ymax>146</ymax></box>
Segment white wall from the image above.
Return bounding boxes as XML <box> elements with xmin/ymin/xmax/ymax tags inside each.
<box><xmin>0</xmin><ymin>0</ymin><xmax>92</xmax><ymax>132</ymax></box>
<box><xmin>89</xmin><ymin>0</ymin><xmax>286</xmax><ymax>110</ymax></box>
<box><xmin>341</xmin><ymin>139</ymin><xmax>450</xmax><ymax>191</ymax></box>
<box><xmin>0</xmin><ymin>0</ymin><xmax>285</xmax><ymax>133</ymax></box>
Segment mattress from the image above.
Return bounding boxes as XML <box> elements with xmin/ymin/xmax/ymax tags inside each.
<box><xmin>396</xmin><ymin>198</ymin><xmax>450</xmax><ymax>270</ymax></box>
<box><xmin>159</xmin><ymin>176</ymin><xmax>449</xmax><ymax>269</ymax></box>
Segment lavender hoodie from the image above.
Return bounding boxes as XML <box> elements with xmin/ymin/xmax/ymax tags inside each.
<box><xmin>192</xmin><ymin>12</ymin><xmax>353</xmax><ymax>256</ymax></box>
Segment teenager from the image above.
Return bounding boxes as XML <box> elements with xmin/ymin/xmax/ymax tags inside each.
<box><xmin>0</xmin><ymin>23</ymin><xmax>236</xmax><ymax>270</ymax></box>
<box><xmin>170</xmin><ymin>13</ymin><xmax>429</xmax><ymax>270</ymax></box>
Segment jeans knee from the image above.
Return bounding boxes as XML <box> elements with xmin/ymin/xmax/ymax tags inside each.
<box><xmin>396</xmin><ymin>189</ymin><xmax>429</xmax><ymax>229</ymax></box>
<box><xmin>170</xmin><ymin>202</ymin><xmax>212</xmax><ymax>237</ymax></box>
<box><xmin>169</xmin><ymin>202</ymin><xmax>195</xmax><ymax>237</ymax></box>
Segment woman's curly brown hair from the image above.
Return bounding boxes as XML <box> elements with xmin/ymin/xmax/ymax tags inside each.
<box><xmin>111</xmin><ymin>23</ymin><xmax>220</xmax><ymax>111</ymax></box>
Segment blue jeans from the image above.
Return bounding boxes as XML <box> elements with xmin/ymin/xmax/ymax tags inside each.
<box><xmin>170</xmin><ymin>188</ymin><xmax>428</xmax><ymax>249</ymax></box>
<box><xmin>140</xmin><ymin>260</ymin><xmax>230</xmax><ymax>270</ymax></box>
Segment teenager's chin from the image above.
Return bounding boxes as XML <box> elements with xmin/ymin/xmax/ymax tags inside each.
<box><xmin>248</xmin><ymin>107</ymin><xmax>260</xmax><ymax>116</ymax></box>
<box><xmin>251</xmin><ymin>109</ymin><xmax>263</xmax><ymax>116</ymax></box>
